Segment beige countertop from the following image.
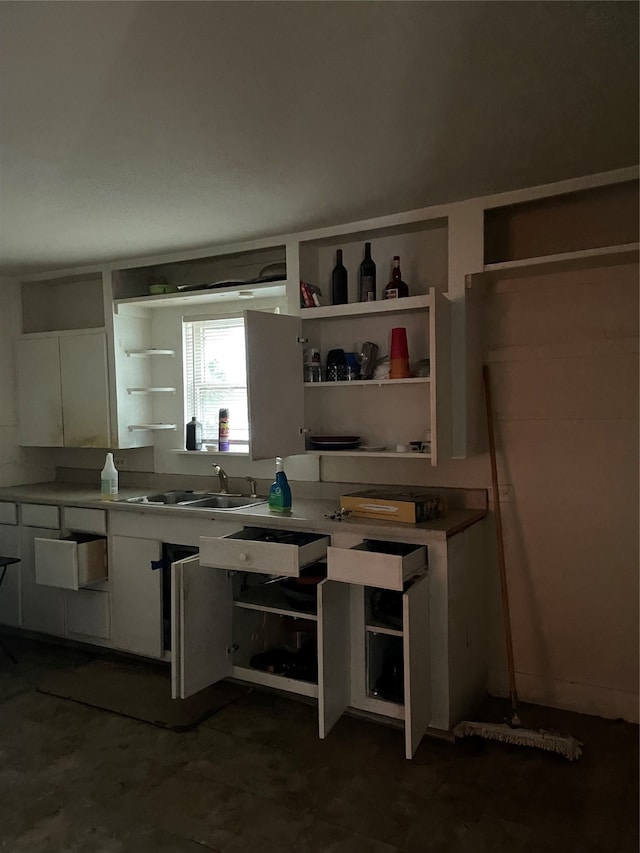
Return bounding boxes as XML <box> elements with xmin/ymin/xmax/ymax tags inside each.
<box><xmin>0</xmin><ymin>482</ymin><xmax>486</xmax><ymax>543</ymax></box>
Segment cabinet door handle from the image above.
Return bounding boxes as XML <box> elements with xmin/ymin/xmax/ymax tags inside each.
<box><xmin>238</xmin><ymin>552</ymin><xmax>249</xmax><ymax>562</ymax></box>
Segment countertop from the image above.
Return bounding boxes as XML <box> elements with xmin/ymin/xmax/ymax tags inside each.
<box><xmin>0</xmin><ymin>482</ymin><xmax>486</xmax><ymax>543</ymax></box>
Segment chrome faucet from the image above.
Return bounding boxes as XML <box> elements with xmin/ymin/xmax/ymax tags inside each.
<box><xmin>212</xmin><ymin>463</ymin><xmax>229</xmax><ymax>494</ymax></box>
<box><xmin>244</xmin><ymin>476</ymin><xmax>258</xmax><ymax>498</ymax></box>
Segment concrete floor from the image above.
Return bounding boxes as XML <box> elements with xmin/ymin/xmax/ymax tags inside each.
<box><xmin>0</xmin><ymin>635</ymin><xmax>637</xmax><ymax>853</ymax></box>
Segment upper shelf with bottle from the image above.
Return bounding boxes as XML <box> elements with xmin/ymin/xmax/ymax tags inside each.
<box><xmin>297</xmin><ymin>217</ymin><xmax>448</xmax><ymax>315</ymax></box>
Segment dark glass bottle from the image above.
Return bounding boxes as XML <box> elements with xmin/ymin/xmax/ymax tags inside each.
<box><xmin>384</xmin><ymin>256</ymin><xmax>409</xmax><ymax>299</ymax></box>
<box><xmin>358</xmin><ymin>242</ymin><xmax>376</xmax><ymax>302</ymax></box>
<box><xmin>331</xmin><ymin>249</ymin><xmax>348</xmax><ymax>305</ymax></box>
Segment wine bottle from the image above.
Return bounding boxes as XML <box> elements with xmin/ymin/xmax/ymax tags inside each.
<box><xmin>358</xmin><ymin>242</ymin><xmax>376</xmax><ymax>302</ymax></box>
<box><xmin>331</xmin><ymin>249</ymin><xmax>348</xmax><ymax>305</ymax></box>
<box><xmin>384</xmin><ymin>256</ymin><xmax>409</xmax><ymax>299</ymax></box>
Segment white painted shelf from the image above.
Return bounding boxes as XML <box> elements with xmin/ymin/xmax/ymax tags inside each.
<box><xmin>231</xmin><ymin>665</ymin><xmax>318</xmax><ymax>697</ymax></box>
<box><xmin>234</xmin><ymin>587</ymin><xmax>318</xmax><ymax>621</ymax></box>
<box><xmin>127</xmin><ymin>387</ymin><xmax>176</xmax><ymax>395</ymax></box>
<box><xmin>300</xmin><ymin>294</ymin><xmax>431</xmax><ymax>320</ymax></box>
<box><xmin>304</xmin><ymin>377</ymin><xmax>429</xmax><ymax>388</ymax></box>
<box><xmin>115</xmin><ymin>280</ymin><xmax>287</xmax><ymax>311</ymax></box>
<box><xmin>167</xmin><ymin>449</ymin><xmax>250</xmax><ymax>457</ymax></box>
<box><xmin>128</xmin><ymin>423</ymin><xmax>177</xmax><ymax>431</ymax></box>
<box><xmin>125</xmin><ymin>349</ymin><xmax>175</xmax><ymax>357</ymax></box>
<box><xmin>482</xmin><ymin>242</ymin><xmax>639</xmax><ymax>278</ymax></box>
<box><xmin>306</xmin><ymin>449</ymin><xmax>431</xmax><ymax>459</ymax></box>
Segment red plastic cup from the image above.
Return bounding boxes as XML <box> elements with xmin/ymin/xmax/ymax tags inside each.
<box><xmin>390</xmin><ymin>328</ymin><xmax>409</xmax><ymax>359</ymax></box>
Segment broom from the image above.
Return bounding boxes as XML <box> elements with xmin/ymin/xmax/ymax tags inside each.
<box><xmin>453</xmin><ymin>364</ymin><xmax>583</xmax><ymax>761</ymax></box>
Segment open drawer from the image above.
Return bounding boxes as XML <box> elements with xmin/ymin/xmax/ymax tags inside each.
<box><xmin>34</xmin><ymin>534</ymin><xmax>108</xmax><ymax>590</ymax></box>
<box><xmin>200</xmin><ymin>527</ymin><xmax>329</xmax><ymax>577</ymax></box>
<box><xmin>327</xmin><ymin>539</ymin><xmax>427</xmax><ymax>591</ymax></box>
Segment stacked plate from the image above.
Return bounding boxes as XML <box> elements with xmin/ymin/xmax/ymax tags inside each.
<box><xmin>309</xmin><ymin>435</ymin><xmax>360</xmax><ymax>451</ymax></box>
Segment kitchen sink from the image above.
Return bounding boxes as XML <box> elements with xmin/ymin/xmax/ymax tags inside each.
<box><xmin>116</xmin><ymin>491</ymin><xmax>267</xmax><ymax>511</ymax></box>
<box><xmin>183</xmin><ymin>495</ymin><xmax>267</xmax><ymax>510</ymax></box>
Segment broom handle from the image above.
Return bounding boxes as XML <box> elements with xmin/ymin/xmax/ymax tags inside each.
<box><xmin>483</xmin><ymin>364</ymin><xmax>519</xmax><ymax>719</ymax></box>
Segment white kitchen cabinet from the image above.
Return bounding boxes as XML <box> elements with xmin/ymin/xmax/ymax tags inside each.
<box><xmin>15</xmin><ymin>331</ymin><xmax>110</xmax><ymax>448</ymax></box>
<box><xmin>110</xmin><ymin>535</ymin><xmax>164</xmax><ymax>658</ymax></box>
<box><xmin>20</xmin><ymin>525</ymin><xmax>65</xmax><ymax>636</ymax></box>
<box><xmin>65</xmin><ymin>589</ymin><xmax>110</xmax><ymax>640</ymax></box>
<box><xmin>171</xmin><ymin>554</ymin><xmax>233</xmax><ymax>699</ymax></box>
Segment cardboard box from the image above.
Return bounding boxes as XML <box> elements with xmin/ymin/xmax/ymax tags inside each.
<box><xmin>340</xmin><ymin>490</ymin><xmax>446</xmax><ymax>524</ymax></box>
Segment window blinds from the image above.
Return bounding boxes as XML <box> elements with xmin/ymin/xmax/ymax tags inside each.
<box><xmin>184</xmin><ymin>317</ymin><xmax>249</xmax><ymax>444</ymax></box>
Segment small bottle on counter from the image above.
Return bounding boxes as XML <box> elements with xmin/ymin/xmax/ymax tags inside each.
<box><xmin>218</xmin><ymin>408</ymin><xmax>230</xmax><ymax>451</ymax></box>
<box><xmin>100</xmin><ymin>452</ymin><xmax>118</xmax><ymax>501</ymax></box>
<box><xmin>185</xmin><ymin>416</ymin><xmax>203</xmax><ymax>451</ymax></box>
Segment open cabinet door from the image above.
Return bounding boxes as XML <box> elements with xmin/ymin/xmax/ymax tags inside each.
<box><xmin>245</xmin><ymin>310</ymin><xmax>305</xmax><ymax>460</ymax></box>
<box><xmin>403</xmin><ymin>572</ymin><xmax>431</xmax><ymax>759</ymax></box>
<box><xmin>317</xmin><ymin>579</ymin><xmax>351</xmax><ymax>739</ymax></box>
<box><xmin>171</xmin><ymin>555</ymin><xmax>233</xmax><ymax>699</ymax></box>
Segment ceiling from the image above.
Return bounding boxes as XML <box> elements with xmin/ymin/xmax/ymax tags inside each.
<box><xmin>0</xmin><ymin>1</ymin><xmax>638</xmax><ymax>276</ymax></box>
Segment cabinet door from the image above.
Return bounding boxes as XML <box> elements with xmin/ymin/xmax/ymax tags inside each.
<box><xmin>0</xmin><ymin>524</ymin><xmax>21</xmax><ymax>627</ymax></box>
<box><xmin>110</xmin><ymin>536</ymin><xmax>163</xmax><ymax>658</ymax></box>
<box><xmin>21</xmin><ymin>526</ymin><xmax>65</xmax><ymax>636</ymax></box>
<box><xmin>318</xmin><ymin>579</ymin><xmax>351</xmax><ymax>739</ymax></box>
<box><xmin>60</xmin><ymin>332</ymin><xmax>111</xmax><ymax>447</ymax></box>
<box><xmin>403</xmin><ymin>572</ymin><xmax>431</xmax><ymax>759</ymax></box>
<box><xmin>244</xmin><ymin>311</ymin><xmax>305</xmax><ymax>460</ymax></box>
<box><xmin>65</xmin><ymin>589</ymin><xmax>110</xmax><ymax>640</ymax></box>
<box><xmin>171</xmin><ymin>555</ymin><xmax>233</xmax><ymax>699</ymax></box>
<box><xmin>15</xmin><ymin>337</ymin><xmax>64</xmax><ymax>446</ymax></box>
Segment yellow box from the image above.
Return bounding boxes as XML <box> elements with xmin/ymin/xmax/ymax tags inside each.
<box><xmin>339</xmin><ymin>491</ymin><xmax>446</xmax><ymax>524</ymax></box>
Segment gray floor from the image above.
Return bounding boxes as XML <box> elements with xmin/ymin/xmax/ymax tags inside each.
<box><xmin>0</xmin><ymin>635</ymin><xmax>637</xmax><ymax>853</ymax></box>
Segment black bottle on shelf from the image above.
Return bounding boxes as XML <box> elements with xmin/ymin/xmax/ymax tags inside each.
<box><xmin>331</xmin><ymin>249</ymin><xmax>348</xmax><ymax>305</ymax></box>
<box><xmin>358</xmin><ymin>242</ymin><xmax>376</xmax><ymax>302</ymax></box>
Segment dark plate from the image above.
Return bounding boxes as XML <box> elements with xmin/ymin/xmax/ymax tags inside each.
<box><xmin>310</xmin><ymin>441</ymin><xmax>360</xmax><ymax>451</ymax></box>
<box><xmin>309</xmin><ymin>435</ymin><xmax>360</xmax><ymax>444</ymax></box>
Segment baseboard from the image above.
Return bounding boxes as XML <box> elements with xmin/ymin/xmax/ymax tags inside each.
<box><xmin>488</xmin><ymin>668</ymin><xmax>639</xmax><ymax>723</ymax></box>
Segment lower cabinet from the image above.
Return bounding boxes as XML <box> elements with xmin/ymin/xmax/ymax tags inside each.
<box><xmin>65</xmin><ymin>589</ymin><xmax>110</xmax><ymax>640</ymax></box>
<box><xmin>110</xmin><ymin>535</ymin><xmax>163</xmax><ymax>658</ymax></box>
<box><xmin>21</xmin><ymin>525</ymin><xmax>66</xmax><ymax>637</ymax></box>
<box><xmin>178</xmin><ymin>527</ymin><xmax>432</xmax><ymax>758</ymax></box>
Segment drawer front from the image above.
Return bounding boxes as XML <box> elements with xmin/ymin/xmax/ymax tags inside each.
<box><xmin>22</xmin><ymin>503</ymin><xmax>60</xmax><ymax>529</ymax></box>
<box><xmin>35</xmin><ymin>536</ymin><xmax>107</xmax><ymax>590</ymax></box>
<box><xmin>65</xmin><ymin>589</ymin><xmax>110</xmax><ymax>639</ymax></box>
<box><xmin>63</xmin><ymin>507</ymin><xmax>107</xmax><ymax>535</ymax></box>
<box><xmin>0</xmin><ymin>502</ymin><xmax>18</xmax><ymax>525</ymax></box>
<box><xmin>200</xmin><ymin>528</ymin><xmax>329</xmax><ymax>577</ymax></box>
<box><xmin>327</xmin><ymin>542</ymin><xmax>427</xmax><ymax>591</ymax></box>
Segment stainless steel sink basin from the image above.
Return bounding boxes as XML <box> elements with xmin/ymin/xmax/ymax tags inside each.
<box><xmin>184</xmin><ymin>495</ymin><xmax>267</xmax><ymax>510</ymax></box>
<box><xmin>116</xmin><ymin>491</ymin><xmax>266</xmax><ymax>511</ymax></box>
<box><xmin>145</xmin><ymin>491</ymin><xmax>209</xmax><ymax>504</ymax></box>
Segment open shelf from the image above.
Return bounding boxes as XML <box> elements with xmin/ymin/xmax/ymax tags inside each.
<box><xmin>482</xmin><ymin>242</ymin><xmax>639</xmax><ymax>279</ymax></box>
<box><xmin>304</xmin><ymin>377</ymin><xmax>429</xmax><ymax>388</ymax></box>
<box><xmin>128</xmin><ymin>423</ymin><xmax>177</xmax><ymax>431</ymax></box>
<box><xmin>114</xmin><ymin>280</ymin><xmax>287</xmax><ymax>311</ymax></box>
<box><xmin>231</xmin><ymin>665</ymin><xmax>319</xmax><ymax>697</ymax></box>
<box><xmin>125</xmin><ymin>349</ymin><xmax>175</xmax><ymax>357</ymax></box>
<box><xmin>306</xmin><ymin>449</ymin><xmax>431</xmax><ymax>459</ymax></box>
<box><xmin>366</xmin><ymin>622</ymin><xmax>403</xmax><ymax>638</ymax></box>
<box><xmin>126</xmin><ymin>387</ymin><xmax>176</xmax><ymax>395</ymax></box>
<box><xmin>300</xmin><ymin>294</ymin><xmax>431</xmax><ymax>320</ymax></box>
<box><xmin>234</xmin><ymin>584</ymin><xmax>318</xmax><ymax>621</ymax></box>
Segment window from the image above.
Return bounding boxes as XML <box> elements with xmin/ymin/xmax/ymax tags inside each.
<box><xmin>183</xmin><ymin>316</ymin><xmax>249</xmax><ymax>450</ymax></box>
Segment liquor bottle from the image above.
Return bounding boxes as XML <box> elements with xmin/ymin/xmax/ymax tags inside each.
<box><xmin>358</xmin><ymin>242</ymin><xmax>376</xmax><ymax>302</ymax></box>
<box><xmin>331</xmin><ymin>249</ymin><xmax>348</xmax><ymax>305</ymax></box>
<box><xmin>384</xmin><ymin>256</ymin><xmax>409</xmax><ymax>299</ymax></box>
